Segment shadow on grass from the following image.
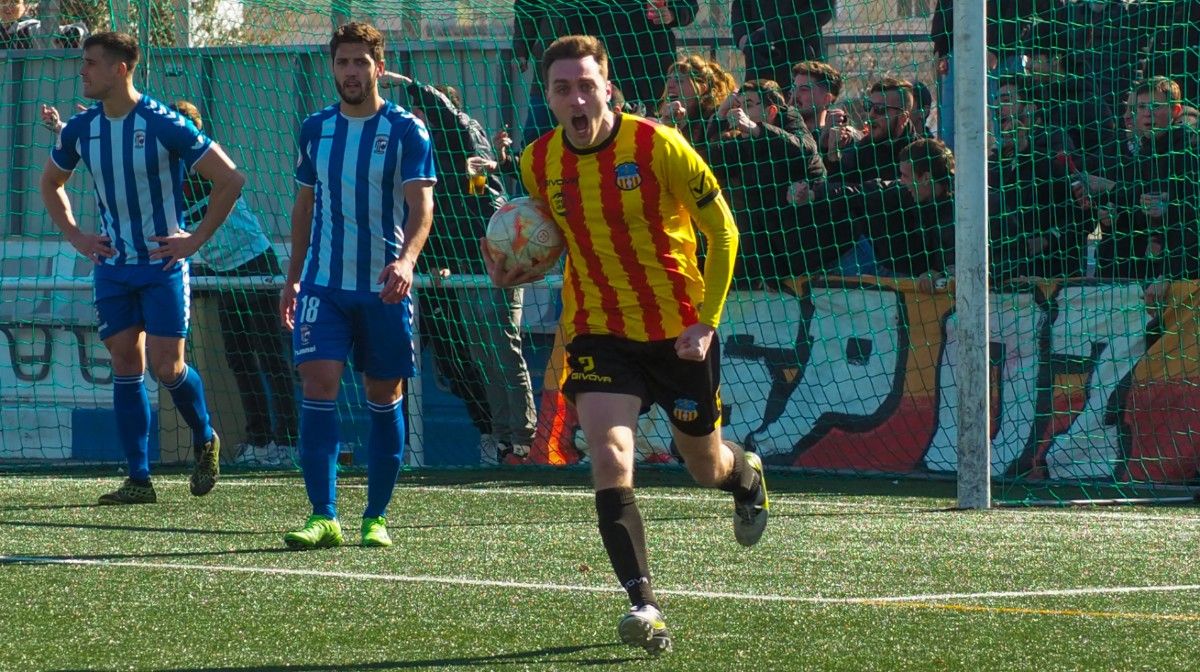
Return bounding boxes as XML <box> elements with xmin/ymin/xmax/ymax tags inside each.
<box><xmin>0</xmin><ymin>518</ymin><xmax>266</xmax><ymax>535</ymax></box>
<box><xmin>2</xmin><ymin>464</ymin><xmax>961</xmax><ymax>500</ymax></box>
<box><xmin>0</xmin><ymin>502</ymin><xmax>107</xmax><ymax>512</ymax></box>
<box><xmin>51</xmin><ymin>643</ymin><xmax>643</xmax><ymax>671</ymax></box>
<box><xmin>1</xmin><ymin>546</ymin><xmax>296</xmax><ymax>563</ymax></box>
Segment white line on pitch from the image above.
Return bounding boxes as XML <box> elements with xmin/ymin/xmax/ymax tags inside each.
<box><xmin>3</xmin><ymin>554</ymin><xmax>1200</xmax><ymax>606</ymax></box>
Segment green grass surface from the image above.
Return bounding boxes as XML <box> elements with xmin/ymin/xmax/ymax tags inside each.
<box><xmin>1</xmin><ymin>467</ymin><xmax>1198</xmax><ymax>671</ymax></box>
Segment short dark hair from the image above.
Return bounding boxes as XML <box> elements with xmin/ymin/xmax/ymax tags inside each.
<box><xmin>790</xmin><ymin>60</ymin><xmax>842</xmax><ymax>99</ymax></box>
<box><xmin>330</xmin><ymin>21</ymin><xmax>385</xmax><ymax>63</ymax></box>
<box><xmin>869</xmin><ymin>76</ymin><xmax>914</xmax><ymax>112</ymax></box>
<box><xmin>900</xmin><ymin>138</ymin><xmax>955</xmax><ymax>185</ymax></box>
<box><xmin>739</xmin><ymin>80</ymin><xmax>786</xmax><ymax>109</ymax></box>
<box><xmin>542</xmin><ymin>34</ymin><xmax>608</xmax><ymax>83</ymax></box>
<box><xmin>83</xmin><ymin>31</ymin><xmax>139</xmax><ymax>70</ymax></box>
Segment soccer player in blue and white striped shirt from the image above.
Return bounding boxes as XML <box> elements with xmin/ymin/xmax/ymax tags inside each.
<box><xmin>39</xmin><ymin>31</ymin><xmax>247</xmax><ymax>505</ymax></box>
<box><xmin>279</xmin><ymin>22</ymin><xmax>436</xmax><ymax>550</ymax></box>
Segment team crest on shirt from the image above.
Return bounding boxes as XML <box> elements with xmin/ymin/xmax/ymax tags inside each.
<box><xmin>373</xmin><ymin>135</ymin><xmax>389</xmax><ymax>155</ymax></box>
<box><xmin>614</xmin><ymin>162</ymin><xmax>642</xmax><ymax>191</ymax></box>
<box><xmin>673</xmin><ymin>399</ymin><xmax>699</xmax><ymax>423</ymax></box>
<box><xmin>549</xmin><ymin>191</ymin><xmax>567</xmax><ymax>216</ymax></box>
<box><xmin>133</xmin><ymin>130</ymin><xmax>146</xmax><ymax>149</ymax></box>
<box><xmin>299</xmin><ymin>324</ymin><xmax>312</xmax><ymax>346</ymax></box>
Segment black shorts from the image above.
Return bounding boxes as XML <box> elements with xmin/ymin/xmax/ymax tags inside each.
<box><xmin>563</xmin><ymin>334</ymin><xmax>722</xmax><ymax>437</ymax></box>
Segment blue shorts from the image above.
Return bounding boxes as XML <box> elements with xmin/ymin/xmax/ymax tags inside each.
<box><xmin>93</xmin><ymin>262</ymin><xmax>190</xmax><ymax>340</ymax></box>
<box><xmin>293</xmin><ymin>283</ymin><xmax>416</xmax><ymax>379</ymax></box>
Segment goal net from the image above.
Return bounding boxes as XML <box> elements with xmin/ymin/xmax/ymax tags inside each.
<box><xmin>1</xmin><ymin>0</ymin><xmax>1197</xmax><ymax>505</ymax></box>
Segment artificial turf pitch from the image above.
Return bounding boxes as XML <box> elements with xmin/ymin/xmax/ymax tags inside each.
<box><xmin>1</xmin><ymin>467</ymin><xmax>1198</xmax><ymax>671</ymax></box>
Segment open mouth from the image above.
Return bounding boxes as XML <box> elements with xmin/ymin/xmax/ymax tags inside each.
<box><xmin>570</xmin><ymin>115</ymin><xmax>589</xmax><ymax>133</ymax></box>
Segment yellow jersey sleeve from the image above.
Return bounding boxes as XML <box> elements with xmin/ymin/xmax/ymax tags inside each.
<box><xmin>658</xmin><ymin>127</ymin><xmax>739</xmax><ymax>328</ymax></box>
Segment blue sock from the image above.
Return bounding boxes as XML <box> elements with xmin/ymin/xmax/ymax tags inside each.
<box><xmin>300</xmin><ymin>399</ymin><xmax>339</xmax><ymax>519</ymax></box>
<box><xmin>112</xmin><ymin>374</ymin><xmax>151</xmax><ymax>482</ymax></box>
<box><xmin>364</xmin><ymin>398</ymin><xmax>405</xmax><ymax>519</ymax></box>
<box><xmin>162</xmin><ymin>365</ymin><xmax>213</xmax><ymax>446</ymax></box>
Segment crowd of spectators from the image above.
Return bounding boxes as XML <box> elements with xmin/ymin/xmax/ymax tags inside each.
<box><xmin>499</xmin><ymin>0</ymin><xmax>1200</xmax><ymax>294</ymax></box>
<box><xmin>16</xmin><ymin>2</ymin><xmax>1200</xmax><ymax>457</ymax></box>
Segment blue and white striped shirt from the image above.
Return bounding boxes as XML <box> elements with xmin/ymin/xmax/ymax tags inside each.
<box><xmin>294</xmin><ymin>101</ymin><xmax>436</xmax><ymax>292</ymax></box>
<box><xmin>51</xmin><ymin>95</ymin><xmax>213</xmax><ymax>266</ymax></box>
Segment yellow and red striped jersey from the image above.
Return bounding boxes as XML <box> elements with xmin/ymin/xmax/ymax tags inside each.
<box><xmin>520</xmin><ymin>113</ymin><xmax>738</xmax><ymax>342</ymax></box>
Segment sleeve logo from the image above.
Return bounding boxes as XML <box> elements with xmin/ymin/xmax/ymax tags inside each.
<box><xmin>688</xmin><ymin>171</ymin><xmax>714</xmax><ymax>199</ymax></box>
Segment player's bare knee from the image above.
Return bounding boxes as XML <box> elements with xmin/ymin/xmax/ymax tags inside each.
<box><xmin>589</xmin><ymin>444</ymin><xmax>634</xmax><ymax>489</ymax></box>
<box><xmin>150</xmin><ymin>360</ymin><xmax>185</xmax><ymax>383</ymax></box>
<box><xmin>364</xmin><ymin>377</ymin><xmax>404</xmax><ymax>405</ymax></box>
<box><xmin>108</xmin><ymin>350</ymin><xmax>145</xmax><ymax>376</ymax></box>
<box><xmin>301</xmin><ymin>378</ymin><xmax>339</xmax><ymax>400</ymax></box>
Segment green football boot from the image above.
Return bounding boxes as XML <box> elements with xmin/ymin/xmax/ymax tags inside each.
<box><xmin>283</xmin><ymin>515</ymin><xmax>344</xmax><ymax>550</ymax></box>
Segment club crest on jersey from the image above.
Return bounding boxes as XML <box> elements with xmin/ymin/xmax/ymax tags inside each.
<box><xmin>672</xmin><ymin>398</ymin><xmax>699</xmax><ymax>423</ymax></box>
<box><xmin>133</xmin><ymin>130</ymin><xmax>146</xmax><ymax>149</ymax></box>
<box><xmin>614</xmin><ymin>161</ymin><xmax>642</xmax><ymax>191</ymax></box>
<box><xmin>550</xmin><ymin>191</ymin><xmax>567</xmax><ymax>216</ymax></box>
<box><xmin>299</xmin><ymin>324</ymin><xmax>312</xmax><ymax>346</ymax></box>
<box><xmin>373</xmin><ymin>135</ymin><xmax>388</xmax><ymax>154</ymax></box>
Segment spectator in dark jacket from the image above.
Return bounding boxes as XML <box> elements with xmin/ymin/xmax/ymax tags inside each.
<box><xmin>787</xmin><ymin>138</ymin><xmax>956</xmax><ymax>288</ymax></box>
<box><xmin>1035</xmin><ymin>0</ymin><xmax>1150</xmax><ymax>117</ymax></box>
<box><xmin>988</xmin><ymin>79</ymin><xmax>1089</xmax><ymax>282</ymax></box>
<box><xmin>789</xmin><ymin>59</ymin><xmax>862</xmax><ymax>157</ymax></box>
<box><xmin>829</xmin><ymin>77</ymin><xmax>920</xmax><ymax>184</ymax></box>
<box><xmin>868</xmin><ymin>139</ymin><xmax>956</xmax><ymax>284</ymax></box>
<box><xmin>705</xmin><ymin>80</ymin><xmax>827</xmax><ymax>284</ymax></box>
<box><xmin>391</xmin><ymin>74</ymin><xmax>539</xmax><ymax>465</ymax></box>
<box><xmin>0</xmin><ymin>0</ymin><xmax>87</xmax><ymax>49</ymax></box>
<box><xmin>731</xmin><ymin>0</ymin><xmax>836</xmax><ymax>92</ymax></box>
<box><xmin>1021</xmin><ymin>55</ymin><xmax>1124</xmax><ymax>178</ymax></box>
<box><xmin>1079</xmin><ymin>78</ymin><xmax>1200</xmax><ymax>290</ymax></box>
<box><xmin>931</xmin><ymin>0</ymin><xmax>1046</xmax><ymax>149</ymax></box>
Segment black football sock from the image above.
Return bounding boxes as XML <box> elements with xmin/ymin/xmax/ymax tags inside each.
<box><xmin>595</xmin><ymin>487</ymin><xmax>657</xmax><ymax>609</ymax></box>
<box><xmin>717</xmin><ymin>442</ymin><xmax>760</xmax><ymax>501</ymax></box>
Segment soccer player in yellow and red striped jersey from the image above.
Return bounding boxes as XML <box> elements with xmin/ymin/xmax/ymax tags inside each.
<box><xmin>482</xmin><ymin>34</ymin><xmax>769</xmax><ymax>656</ymax></box>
